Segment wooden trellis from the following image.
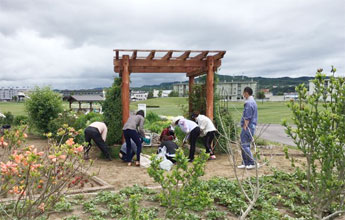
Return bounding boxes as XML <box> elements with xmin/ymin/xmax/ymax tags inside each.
<box><xmin>113</xmin><ymin>49</ymin><xmax>226</xmax><ymax>125</ymax></box>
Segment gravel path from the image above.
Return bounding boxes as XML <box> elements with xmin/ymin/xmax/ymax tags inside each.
<box><xmin>256</xmin><ymin>124</ymin><xmax>296</xmax><ymax>146</ymax></box>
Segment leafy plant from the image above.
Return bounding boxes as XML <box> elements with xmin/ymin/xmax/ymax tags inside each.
<box><xmin>148</xmin><ymin>148</ymin><xmax>212</xmax><ymax>213</ymax></box>
<box><xmin>283</xmin><ymin>67</ymin><xmax>345</xmax><ymax>219</ymax></box>
<box><xmin>102</xmin><ymin>78</ymin><xmax>122</xmax><ymax>145</ymax></box>
<box><xmin>25</xmin><ymin>87</ymin><xmax>63</xmax><ymax>133</ymax></box>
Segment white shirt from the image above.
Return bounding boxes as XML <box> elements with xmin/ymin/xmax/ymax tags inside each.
<box><xmin>195</xmin><ymin>114</ymin><xmax>217</xmax><ymax>137</ymax></box>
<box><xmin>89</xmin><ymin>122</ymin><xmax>108</xmax><ymax>141</ymax></box>
<box><xmin>177</xmin><ymin>118</ymin><xmax>198</xmax><ymax>134</ymax></box>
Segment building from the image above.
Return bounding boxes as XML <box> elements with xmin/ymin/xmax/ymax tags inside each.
<box><xmin>153</xmin><ymin>89</ymin><xmax>173</xmax><ymax>98</ymax></box>
<box><xmin>173</xmin><ymin>81</ymin><xmax>257</xmax><ymax>100</ymax></box>
<box><xmin>131</xmin><ymin>91</ymin><xmax>148</xmax><ymax>101</ymax></box>
<box><xmin>309</xmin><ymin>79</ymin><xmax>332</xmax><ymax>101</ymax></box>
<box><xmin>0</xmin><ymin>87</ymin><xmax>30</xmax><ymax>101</ymax></box>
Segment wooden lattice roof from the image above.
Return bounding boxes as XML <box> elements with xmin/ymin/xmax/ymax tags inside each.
<box><xmin>113</xmin><ymin>49</ymin><xmax>226</xmax><ymax>77</ymax></box>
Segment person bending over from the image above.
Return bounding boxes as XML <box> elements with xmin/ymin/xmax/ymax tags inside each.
<box><xmin>173</xmin><ymin>116</ymin><xmax>200</xmax><ymax>162</ymax></box>
<box><xmin>84</xmin><ymin>121</ymin><xmax>112</xmax><ymax>161</ymax></box>
<box><xmin>122</xmin><ymin>110</ymin><xmax>145</xmax><ymax>166</ymax></box>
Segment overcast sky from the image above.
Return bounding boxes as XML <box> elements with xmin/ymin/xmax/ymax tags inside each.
<box><xmin>0</xmin><ymin>0</ymin><xmax>344</xmax><ymax>89</ymax></box>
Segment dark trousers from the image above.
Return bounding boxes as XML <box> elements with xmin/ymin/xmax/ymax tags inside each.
<box><xmin>204</xmin><ymin>131</ymin><xmax>216</xmax><ymax>155</ymax></box>
<box><xmin>123</xmin><ymin>129</ymin><xmax>142</xmax><ymax>162</ymax></box>
<box><xmin>84</xmin><ymin>127</ymin><xmax>111</xmax><ymax>159</ymax></box>
<box><xmin>189</xmin><ymin>127</ymin><xmax>201</xmax><ymax>161</ymax></box>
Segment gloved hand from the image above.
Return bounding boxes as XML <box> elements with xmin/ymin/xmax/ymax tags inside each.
<box><xmin>142</xmin><ymin>137</ymin><xmax>150</xmax><ymax>144</ymax></box>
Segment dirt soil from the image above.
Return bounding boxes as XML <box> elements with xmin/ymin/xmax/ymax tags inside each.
<box><xmin>26</xmin><ymin>136</ymin><xmax>304</xmax><ymax>190</ymax></box>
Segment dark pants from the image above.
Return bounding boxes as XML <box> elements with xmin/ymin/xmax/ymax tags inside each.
<box><xmin>189</xmin><ymin>127</ymin><xmax>201</xmax><ymax>161</ymax></box>
<box><xmin>204</xmin><ymin>131</ymin><xmax>216</xmax><ymax>155</ymax></box>
<box><xmin>123</xmin><ymin>129</ymin><xmax>142</xmax><ymax>162</ymax></box>
<box><xmin>84</xmin><ymin>127</ymin><xmax>111</xmax><ymax>159</ymax></box>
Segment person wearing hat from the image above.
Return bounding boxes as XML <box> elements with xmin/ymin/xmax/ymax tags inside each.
<box><xmin>173</xmin><ymin>116</ymin><xmax>200</xmax><ymax>162</ymax></box>
<box><xmin>192</xmin><ymin>111</ymin><xmax>217</xmax><ymax>160</ymax></box>
<box><xmin>123</xmin><ymin>110</ymin><xmax>146</xmax><ymax>166</ymax></box>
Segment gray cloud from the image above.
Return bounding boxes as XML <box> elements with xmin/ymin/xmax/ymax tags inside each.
<box><xmin>0</xmin><ymin>0</ymin><xmax>344</xmax><ymax>89</ymax></box>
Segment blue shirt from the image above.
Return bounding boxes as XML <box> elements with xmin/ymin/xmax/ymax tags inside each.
<box><xmin>240</xmin><ymin>96</ymin><xmax>258</xmax><ymax>127</ymax></box>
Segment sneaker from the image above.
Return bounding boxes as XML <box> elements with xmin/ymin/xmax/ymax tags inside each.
<box><xmin>246</xmin><ymin>165</ymin><xmax>256</xmax><ymax>169</ymax></box>
<box><xmin>237</xmin><ymin>164</ymin><xmax>246</xmax><ymax>169</ymax></box>
<box><xmin>209</xmin><ymin>155</ymin><xmax>216</xmax><ymax>160</ymax></box>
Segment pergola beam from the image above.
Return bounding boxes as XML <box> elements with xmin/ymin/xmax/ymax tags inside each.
<box><xmin>213</xmin><ymin>51</ymin><xmax>226</xmax><ymax>60</ymax></box>
<box><xmin>176</xmin><ymin>51</ymin><xmax>191</xmax><ymax>60</ymax></box>
<box><xmin>161</xmin><ymin>51</ymin><xmax>173</xmax><ymax>60</ymax></box>
<box><xmin>114</xmin><ymin>59</ymin><xmax>221</xmax><ymax>68</ymax></box>
<box><xmin>146</xmin><ymin>51</ymin><xmax>155</xmax><ymax>60</ymax></box>
<box><xmin>192</xmin><ymin>51</ymin><xmax>208</xmax><ymax>60</ymax></box>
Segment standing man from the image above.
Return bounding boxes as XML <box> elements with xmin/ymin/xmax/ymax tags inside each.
<box><xmin>192</xmin><ymin>111</ymin><xmax>217</xmax><ymax>159</ymax></box>
<box><xmin>84</xmin><ymin>121</ymin><xmax>112</xmax><ymax>161</ymax></box>
<box><xmin>238</xmin><ymin>87</ymin><xmax>258</xmax><ymax>169</ymax></box>
<box><xmin>173</xmin><ymin>116</ymin><xmax>200</xmax><ymax>162</ymax></box>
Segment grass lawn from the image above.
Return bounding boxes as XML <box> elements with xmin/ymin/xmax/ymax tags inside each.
<box><xmin>131</xmin><ymin>98</ymin><xmax>293</xmax><ymax>124</ymax></box>
<box><xmin>1</xmin><ymin>98</ymin><xmax>293</xmax><ymax>124</ymax></box>
<box><xmin>0</xmin><ymin>102</ymin><xmax>26</xmax><ymax>116</ymax></box>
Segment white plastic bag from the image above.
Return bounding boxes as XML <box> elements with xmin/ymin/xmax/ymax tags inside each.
<box><xmin>159</xmin><ymin>159</ymin><xmax>173</xmax><ymax>171</ymax></box>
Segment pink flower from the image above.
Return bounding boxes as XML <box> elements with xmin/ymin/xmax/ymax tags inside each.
<box><xmin>48</xmin><ymin>155</ymin><xmax>57</xmax><ymax>162</ymax></box>
<box><xmin>23</xmin><ymin>133</ymin><xmax>28</xmax><ymax>138</ymax></box>
<box><xmin>38</xmin><ymin>203</ymin><xmax>45</xmax><ymax>212</ymax></box>
<box><xmin>65</xmin><ymin>138</ymin><xmax>75</xmax><ymax>146</ymax></box>
<box><xmin>59</xmin><ymin>155</ymin><xmax>67</xmax><ymax>160</ymax></box>
<box><xmin>73</xmin><ymin>146</ymin><xmax>83</xmax><ymax>154</ymax></box>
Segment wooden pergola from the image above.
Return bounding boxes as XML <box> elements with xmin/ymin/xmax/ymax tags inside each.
<box><xmin>113</xmin><ymin>49</ymin><xmax>226</xmax><ymax>125</ymax></box>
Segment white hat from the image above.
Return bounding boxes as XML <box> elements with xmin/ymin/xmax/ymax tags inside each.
<box><xmin>171</xmin><ymin>116</ymin><xmax>184</xmax><ymax>126</ymax></box>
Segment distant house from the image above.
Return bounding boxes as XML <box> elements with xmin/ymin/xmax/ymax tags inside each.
<box><xmin>173</xmin><ymin>80</ymin><xmax>257</xmax><ymax>100</ymax></box>
<box><xmin>131</xmin><ymin>91</ymin><xmax>148</xmax><ymax>101</ymax></box>
<box><xmin>153</xmin><ymin>89</ymin><xmax>172</xmax><ymax>98</ymax></box>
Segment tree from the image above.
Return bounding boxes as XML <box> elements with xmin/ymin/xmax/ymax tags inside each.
<box><xmin>102</xmin><ymin>78</ymin><xmax>122</xmax><ymax>145</ymax></box>
<box><xmin>283</xmin><ymin>67</ymin><xmax>345</xmax><ymax>219</ymax></box>
<box><xmin>168</xmin><ymin>90</ymin><xmax>179</xmax><ymax>97</ymax></box>
<box><xmin>158</xmin><ymin>90</ymin><xmax>162</xmax><ymax>97</ymax></box>
<box><xmin>257</xmin><ymin>91</ymin><xmax>265</xmax><ymax>103</ymax></box>
<box><xmin>147</xmin><ymin>91</ymin><xmax>154</xmax><ymax>99</ymax></box>
<box><xmin>25</xmin><ymin>87</ymin><xmax>63</xmax><ymax>133</ymax></box>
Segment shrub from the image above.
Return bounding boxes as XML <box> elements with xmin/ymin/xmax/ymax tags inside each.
<box><xmin>0</xmin><ymin>125</ymin><xmax>90</xmax><ymax>220</ymax></box>
<box><xmin>25</xmin><ymin>87</ymin><xmax>63</xmax><ymax>133</ymax></box>
<box><xmin>0</xmin><ymin>111</ymin><xmax>14</xmax><ymax>125</ymax></box>
<box><xmin>148</xmin><ymin>148</ymin><xmax>212</xmax><ymax>213</ymax></box>
<box><xmin>283</xmin><ymin>67</ymin><xmax>345</xmax><ymax>219</ymax></box>
<box><xmin>102</xmin><ymin>78</ymin><xmax>122</xmax><ymax>145</ymax></box>
<box><xmin>13</xmin><ymin>115</ymin><xmax>29</xmax><ymax>126</ymax></box>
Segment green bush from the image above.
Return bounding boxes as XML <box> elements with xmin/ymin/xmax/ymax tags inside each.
<box><xmin>148</xmin><ymin>148</ymin><xmax>212</xmax><ymax>213</ymax></box>
<box><xmin>25</xmin><ymin>87</ymin><xmax>63</xmax><ymax>133</ymax></box>
<box><xmin>102</xmin><ymin>78</ymin><xmax>122</xmax><ymax>145</ymax></box>
<box><xmin>0</xmin><ymin>111</ymin><xmax>14</xmax><ymax>125</ymax></box>
<box><xmin>13</xmin><ymin>115</ymin><xmax>29</xmax><ymax>126</ymax></box>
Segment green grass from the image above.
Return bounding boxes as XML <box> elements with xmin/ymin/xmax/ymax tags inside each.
<box><xmin>0</xmin><ymin>102</ymin><xmax>26</xmax><ymax>116</ymax></box>
<box><xmin>1</xmin><ymin>98</ymin><xmax>293</xmax><ymax>124</ymax></box>
<box><xmin>130</xmin><ymin>97</ymin><xmax>187</xmax><ymax>116</ymax></box>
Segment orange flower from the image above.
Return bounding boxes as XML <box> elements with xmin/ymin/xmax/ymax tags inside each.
<box><xmin>23</xmin><ymin>133</ymin><xmax>28</xmax><ymax>138</ymax></box>
<box><xmin>73</xmin><ymin>146</ymin><xmax>83</xmax><ymax>154</ymax></box>
<box><xmin>14</xmin><ymin>154</ymin><xmax>24</xmax><ymax>164</ymax></box>
<box><xmin>59</xmin><ymin>155</ymin><xmax>67</xmax><ymax>160</ymax></box>
<box><xmin>65</xmin><ymin>138</ymin><xmax>75</xmax><ymax>146</ymax></box>
<box><xmin>48</xmin><ymin>155</ymin><xmax>57</xmax><ymax>162</ymax></box>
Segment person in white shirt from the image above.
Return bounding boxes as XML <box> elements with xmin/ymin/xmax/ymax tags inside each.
<box><xmin>192</xmin><ymin>111</ymin><xmax>217</xmax><ymax>159</ymax></box>
<box><xmin>84</xmin><ymin>121</ymin><xmax>112</xmax><ymax>161</ymax></box>
<box><xmin>172</xmin><ymin>116</ymin><xmax>200</xmax><ymax>162</ymax></box>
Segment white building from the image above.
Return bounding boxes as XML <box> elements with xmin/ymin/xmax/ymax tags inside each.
<box><xmin>131</xmin><ymin>91</ymin><xmax>148</xmax><ymax>101</ymax></box>
<box><xmin>153</xmin><ymin>89</ymin><xmax>173</xmax><ymax>98</ymax></box>
<box><xmin>173</xmin><ymin>81</ymin><xmax>257</xmax><ymax>100</ymax></box>
<box><xmin>0</xmin><ymin>87</ymin><xmax>30</xmax><ymax>101</ymax></box>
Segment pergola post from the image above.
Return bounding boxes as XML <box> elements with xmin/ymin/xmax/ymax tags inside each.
<box><xmin>90</xmin><ymin>102</ymin><xmax>93</xmax><ymax>111</ymax></box>
<box><xmin>206</xmin><ymin>56</ymin><xmax>214</xmax><ymax>120</ymax></box>
<box><xmin>188</xmin><ymin>76</ymin><xmax>194</xmax><ymax>117</ymax></box>
<box><xmin>121</xmin><ymin>55</ymin><xmax>130</xmax><ymax>125</ymax></box>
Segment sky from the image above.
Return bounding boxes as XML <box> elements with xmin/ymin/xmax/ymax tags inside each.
<box><xmin>0</xmin><ymin>0</ymin><xmax>344</xmax><ymax>89</ymax></box>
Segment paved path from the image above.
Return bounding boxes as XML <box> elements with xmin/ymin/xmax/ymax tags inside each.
<box><xmin>256</xmin><ymin>124</ymin><xmax>296</xmax><ymax>146</ymax></box>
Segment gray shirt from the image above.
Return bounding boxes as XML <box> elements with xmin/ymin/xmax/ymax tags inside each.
<box><xmin>123</xmin><ymin>114</ymin><xmax>145</xmax><ymax>137</ymax></box>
